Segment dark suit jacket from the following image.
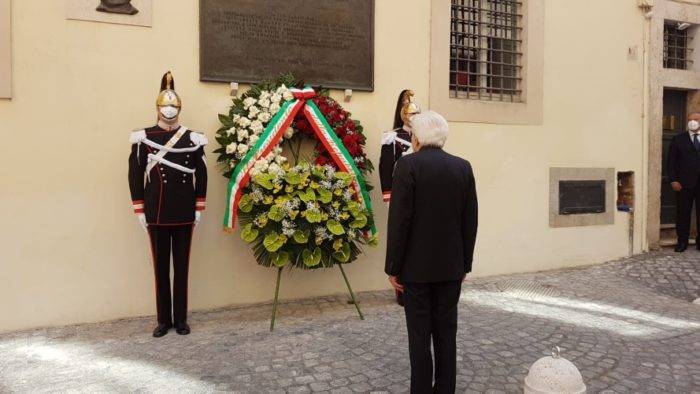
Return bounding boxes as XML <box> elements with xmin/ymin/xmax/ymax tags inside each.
<box><xmin>668</xmin><ymin>132</ymin><xmax>700</xmax><ymax>189</ymax></box>
<box><xmin>384</xmin><ymin>147</ymin><xmax>478</xmax><ymax>282</ymax></box>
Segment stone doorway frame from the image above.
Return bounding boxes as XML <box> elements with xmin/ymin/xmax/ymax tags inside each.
<box><xmin>646</xmin><ymin>1</ymin><xmax>700</xmax><ymax>249</ymax></box>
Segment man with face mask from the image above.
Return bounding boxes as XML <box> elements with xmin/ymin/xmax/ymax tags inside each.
<box><xmin>128</xmin><ymin>71</ymin><xmax>208</xmax><ymax>337</ymax></box>
<box><xmin>667</xmin><ymin>112</ymin><xmax>700</xmax><ymax>252</ymax></box>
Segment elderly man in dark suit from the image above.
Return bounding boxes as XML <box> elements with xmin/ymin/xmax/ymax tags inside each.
<box><xmin>668</xmin><ymin>112</ymin><xmax>700</xmax><ymax>252</ymax></box>
<box><xmin>385</xmin><ymin>110</ymin><xmax>478</xmax><ymax>394</ymax></box>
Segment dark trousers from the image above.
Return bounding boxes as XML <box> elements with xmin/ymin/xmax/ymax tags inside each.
<box><xmin>403</xmin><ymin>280</ymin><xmax>462</xmax><ymax>394</ymax></box>
<box><xmin>147</xmin><ymin>224</ymin><xmax>194</xmax><ymax>325</ymax></box>
<box><xmin>676</xmin><ymin>181</ymin><xmax>700</xmax><ymax>243</ymax></box>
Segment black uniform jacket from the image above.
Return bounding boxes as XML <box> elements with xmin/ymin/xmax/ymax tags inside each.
<box><xmin>385</xmin><ymin>147</ymin><xmax>478</xmax><ymax>283</ymax></box>
<box><xmin>668</xmin><ymin>131</ymin><xmax>700</xmax><ymax>189</ymax></box>
<box><xmin>379</xmin><ymin>128</ymin><xmax>412</xmax><ymax>203</ymax></box>
<box><xmin>128</xmin><ymin>125</ymin><xmax>208</xmax><ymax>225</ymax></box>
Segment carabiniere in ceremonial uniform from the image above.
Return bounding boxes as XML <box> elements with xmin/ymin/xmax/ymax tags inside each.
<box><xmin>379</xmin><ymin>89</ymin><xmax>421</xmax><ymax>204</ymax></box>
<box><xmin>379</xmin><ymin>89</ymin><xmax>420</xmax><ymax>307</ymax></box>
<box><xmin>128</xmin><ymin>71</ymin><xmax>208</xmax><ymax>337</ymax></box>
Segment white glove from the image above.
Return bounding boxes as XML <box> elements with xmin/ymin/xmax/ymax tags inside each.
<box><xmin>137</xmin><ymin>213</ymin><xmax>148</xmax><ymax>232</ymax></box>
<box><xmin>194</xmin><ymin>211</ymin><xmax>202</xmax><ymax>227</ymax></box>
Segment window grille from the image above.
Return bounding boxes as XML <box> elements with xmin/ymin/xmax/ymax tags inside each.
<box><xmin>664</xmin><ymin>23</ymin><xmax>693</xmax><ymax>70</ymax></box>
<box><xmin>450</xmin><ymin>0</ymin><xmax>523</xmax><ymax>102</ymax></box>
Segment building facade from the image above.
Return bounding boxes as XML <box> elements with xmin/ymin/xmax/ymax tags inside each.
<box><xmin>0</xmin><ymin>0</ymin><xmax>690</xmax><ymax>332</ymax></box>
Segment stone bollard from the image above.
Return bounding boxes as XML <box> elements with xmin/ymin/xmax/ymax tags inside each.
<box><xmin>524</xmin><ymin>346</ymin><xmax>586</xmax><ymax>394</ymax></box>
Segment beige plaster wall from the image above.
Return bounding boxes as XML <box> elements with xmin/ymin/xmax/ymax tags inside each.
<box><xmin>0</xmin><ymin>0</ymin><xmax>647</xmax><ymax>332</ymax></box>
<box><xmin>0</xmin><ymin>0</ymin><xmax>10</xmax><ymax>98</ymax></box>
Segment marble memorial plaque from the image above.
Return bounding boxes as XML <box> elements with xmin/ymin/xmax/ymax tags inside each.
<box><xmin>200</xmin><ymin>0</ymin><xmax>374</xmax><ymax>91</ymax></box>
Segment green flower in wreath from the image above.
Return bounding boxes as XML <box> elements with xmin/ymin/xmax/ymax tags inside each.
<box><xmin>214</xmin><ymin>74</ymin><xmax>378</xmax><ymax>270</ymax></box>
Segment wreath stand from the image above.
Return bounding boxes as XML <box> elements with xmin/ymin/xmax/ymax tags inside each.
<box><xmin>269</xmin><ymin>264</ymin><xmax>363</xmax><ymax>331</ymax></box>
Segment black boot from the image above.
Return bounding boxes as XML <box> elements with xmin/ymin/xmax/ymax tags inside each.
<box><xmin>152</xmin><ymin>322</ymin><xmax>172</xmax><ymax>338</ymax></box>
<box><xmin>675</xmin><ymin>241</ymin><xmax>688</xmax><ymax>253</ymax></box>
<box><xmin>175</xmin><ymin>321</ymin><xmax>190</xmax><ymax>335</ymax></box>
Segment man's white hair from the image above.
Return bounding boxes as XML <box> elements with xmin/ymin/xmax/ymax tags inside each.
<box><xmin>411</xmin><ymin>110</ymin><xmax>449</xmax><ymax>148</ymax></box>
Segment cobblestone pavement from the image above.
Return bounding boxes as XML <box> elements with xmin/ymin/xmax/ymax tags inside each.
<box><xmin>1</xmin><ymin>250</ymin><xmax>700</xmax><ymax>393</ymax></box>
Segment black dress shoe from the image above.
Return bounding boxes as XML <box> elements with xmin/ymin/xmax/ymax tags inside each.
<box><xmin>175</xmin><ymin>322</ymin><xmax>190</xmax><ymax>335</ymax></box>
<box><xmin>152</xmin><ymin>323</ymin><xmax>172</xmax><ymax>338</ymax></box>
<box><xmin>675</xmin><ymin>242</ymin><xmax>688</xmax><ymax>252</ymax></box>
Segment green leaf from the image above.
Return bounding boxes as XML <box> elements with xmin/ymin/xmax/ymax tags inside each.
<box><xmin>349</xmin><ymin>213</ymin><xmax>367</xmax><ymax>228</ymax></box>
<box><xmin>271</xmin><ymin>251</ymin><xmax>289</xmax><ymax>268</ymax></box>
<box><xmin>218</xmin><ymin>114</ymin><xmax>234</xmax><ymax>127</ymax></box>
<box><xmin>215</xmin><ymin>135</ymin><xmax>230</xmax><ymax>146</ymax></box>
<box><xmin>327</xmin><ymin>220</ymin><xmax>345</xmax><ymax>235</ymax></box>
<box><xmin>253</xmin><ymin>173</ymin><xmax>275</xmax><ymax>190</ymax></box>
<box><xmin>298</xmin><ymin>188</ymin><xmax>316</xmax><ymax>202</ymax></box>
<box><xmin>317</xmin><ymin>188</ymin><xmax>333</xmax><ymax>204</ymax></box>
<box><xmin>332</xmin><ymin>242</ymin><xmax>351</xmax><ymax>263</ymax></box>
<box><xmin>293</xmin><ymin>230</ymin><xmax>310</xmax><ymax>244</ymax></box>
<box><xmin>367</xmin><ymin>233</ymin><xmax>379</xmax><ymax>248</ymax></box>
<box><xmin>343</xmin><ymin>201</ymin><xmax>359</xmax><ymax>211</ymax></box>
<box><xmin>263</xmin><ymin>232</ymin><xmax>285</xmax><ymax>252</ymax></box>
<box><xmin>239</xmin><ymin>194</ymin><xmax>254</xmax><ymax>213</ymax></box>
<box><xmin>334</xmin><ymin>172</ymin><xmax>354</xmax><ymax>186</ymax></box>
<box><xmin>285</xmin><ymin>171</ymin><xmax>302</xmax><ymax>185</ymax></box>
<box><xmin>302</xmin><ymin>247</ymin><xmax>322</xmax><ymax>267</ymax></box>
<box><xmin>305</xmin><ymin>210</ymin><xmax>322</xmax><ymax>223</ymax></box>
<box><xmin>241</xmin><ymin>223</ymin><xmax>259</xmax><ymax>243</ymax></box>
<box><xmin>267</xmin><ymin>205</ymin><xmax>285</xmax><ymax>222</ymax></box>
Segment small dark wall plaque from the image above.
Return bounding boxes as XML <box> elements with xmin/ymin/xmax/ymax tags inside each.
<box><xmin>559</xmin><ymin>180</ymin><xmax>606</xmax><ymax>215</ymax></box>
<box><xmin>199</xmin><ymin>0</ymin><xmax>374</xmax><ymax>91</ymax></box>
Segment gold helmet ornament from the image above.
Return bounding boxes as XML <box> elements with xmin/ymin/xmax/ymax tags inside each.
<box><xmin>156</xmin><ymin>71</ymin><xmax>181</xmax><ymax>121</ymax></box>
<box><xmin>399</xmin><ymin>90</ymin><xmax>421</xmax><ymax>127</ymax></box>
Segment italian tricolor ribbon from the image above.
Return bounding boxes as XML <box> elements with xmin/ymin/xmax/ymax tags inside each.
<box><xmin>224</xmin><ymin>87</ymin><xmax>375</xmax><ymax>235</ymax></box>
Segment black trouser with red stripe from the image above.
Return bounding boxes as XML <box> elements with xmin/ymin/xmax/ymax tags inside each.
<box><xmin>147</xmin><ymin>224</ymin><xmax>193</xmax><ymax>325</ymax></box>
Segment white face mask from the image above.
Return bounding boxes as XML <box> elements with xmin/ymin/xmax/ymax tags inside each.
<box><xmin>159</xmin><ymin>106</ymin><xmax>179</xmax><ymax>120</ymax></box>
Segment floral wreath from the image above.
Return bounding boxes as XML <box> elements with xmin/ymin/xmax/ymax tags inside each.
<box><xmin>215</xmin><ymin>74</ymin><xmax>377</xmax><ymax>270</ymax></box>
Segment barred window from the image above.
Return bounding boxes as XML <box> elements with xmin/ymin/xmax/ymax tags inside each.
<box><xmin>450</xmin><ymin>0</ymin><xmax>523</xmax><ymax>102</ymax></box>
<box><xmin>663</xmin><ymin>23</ymin><xmax>692</xmax><ymax>70</ymax></box>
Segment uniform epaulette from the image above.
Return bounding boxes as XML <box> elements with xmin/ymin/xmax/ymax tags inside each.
<box><xmin>189</xmin><ymin>131</ymin><xmax>209</xmax><ymax>146</ymax></box>
<box><xmin>381</xmin><ymin>131</ymin><xmax>397</xmax><ymax>145</ymax></box>
<box><xmin>129</xmin><ymin>129</ymin><xmax>146</xmax><ymax>144</ymax></box>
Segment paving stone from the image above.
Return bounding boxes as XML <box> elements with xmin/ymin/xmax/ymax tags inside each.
<box><xmin>1</xmin><ymin>250</ymin><xmax>700</xmax><ymax>392</ymax></box>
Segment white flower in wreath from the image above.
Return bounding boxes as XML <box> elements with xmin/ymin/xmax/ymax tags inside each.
<box><xmin>274</xmin><ymin>155</ymin><xmax>287</xmax><ymax>165</ymax></box>
<box><xmin>248</xmin><ymin>105</ymin><xmax>261</xmax><ymax>119</ymax></box>
<box><xmin>233</xmin><ymin>114</ymin><xmax>241</xmax><ymax>123</ymax></box>
<box><xmin>283</xmin><ymin>126</ymin><xmax>294</xmax><ymax>139</ymax></box>
<box><xmin>226</xmin><ymin>126</ymin><xmax>237</xmax><ymax>136</ymax></box>
<box><xmin>254</xmin><ymin>159</ymin><xmax>269</xmax><ymax>172</ymax></box>
<box><xmin>250</xmin><ymin>120</ymin><xmax>264</xmax><ymax>134</ymax></box>
<box><xmin>226</xmin><ymin>142</ymin><xmax>237</xmax><ymax>154</ymax></box>
<box><xmin>237</xmin><ymin>117</ymin><xmax>251</xmax><ymax>128</ymax></box>
<box><xmin>273</xmin><ymin>145</ymin><xmax>283</xmax><ymax>155</ymax></box>
<box><xmin>282</xmin><ymin>89</ymin><xmax>294</xmax><ymax>101</ymax></box>
<box><xmin>269</xmin><ymin>102</ymin><xmax>281</xmax><ymax>114</ymax></box>
<box><xmin>258</xmin><ymin>98</ymin><xmax>271</xmax><ymax>109</ymax></box>
<box><xmin>268</xmin><ymin>162</ymin><xmax>283</xmax><ymax>176</ymax></box>
<box><xmin>271</xmin><ymin>93</ymin><xmax>282</xmax><ymax>104</ymax></box>
<box><xmin>257</xmin><ymin>112</ymin><xmax>272</xmax><ymax>123</ymax></box>
<box><xmin>237</xmin><ymin>128</ymin><xmax>249</xmax><ymax>142</ymax></box>
<box><xmin>248</xmin><ymin>134</ymin><xmax>260</xmax><ymax>146</ymax></box>
<box><xmin>237</xmin><ymin>143</ymin><xmax>249</xmax><ymax>155</ymax></box>
<box><xmin>259</xmin><ymin>91</ymin><xmax>271</xmax><ymax>101</ymax></box>
<box><xmin>243</xmin><ymin>97</ymin><xmax>257</xmax><ymax>109</ymax></box>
